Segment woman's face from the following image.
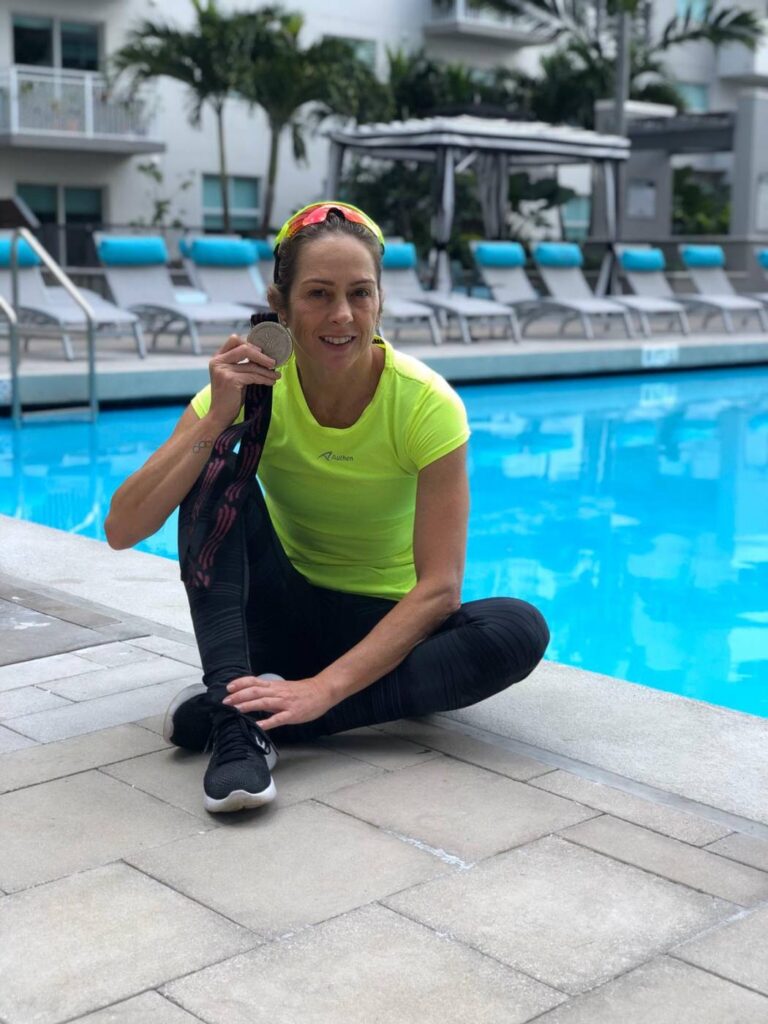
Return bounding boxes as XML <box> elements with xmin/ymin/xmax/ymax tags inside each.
<box><xmin>283</xmin><ymin>235</ymin><xmax>382</xmax><ymax>371</ymax></box>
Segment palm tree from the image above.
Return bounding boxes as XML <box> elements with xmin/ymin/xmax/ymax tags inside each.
<box><xmin>111</xmin><ymin>0</ymin><xmax>283</xmax><ymax>232</ymax></box>
<box><xmin>237</xmin><ymin>15</ymin><xmax>388</xmax><ymax>232</ymax></box>
<box><xmin>482</xmin><ymin>0</ymin><xmax>764</xmax><ymax>128</ymax></box>
<box><xmin>341</xmin><ymin>50</ymin><xmax>574</xmax><ymax>256</ymax></box>
<box><xmin>386</xmin><ymin>48</ymin><xmax>517</xmax><ymax>120</ymax></box>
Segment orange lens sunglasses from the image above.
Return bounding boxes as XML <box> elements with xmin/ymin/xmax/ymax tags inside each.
<box><xmin>273</xmin><ymin>201</ymin><xmax>385</xmax><ymax>251</ymax></box>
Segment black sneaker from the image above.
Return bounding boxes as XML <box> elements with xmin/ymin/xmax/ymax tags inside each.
<box><xmin>203</xmin><ymin>708</ymin><xmax>278</xmax><ymax>813</ymax></box>
<box><xmin>163</xmin><ymin>673</ymin><xmax>283</xmax><ymax>752</ymax></box>
<box><xmin>162</xmin><ymin>682</ymin><xmax>211</xmax><ymax>751</ymax></box>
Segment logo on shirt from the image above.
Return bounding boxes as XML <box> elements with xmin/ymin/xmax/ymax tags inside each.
<box><xmin>318</xmin><ymin>451</ymin><xmax>354</xmax><ymax>462</ymax></box>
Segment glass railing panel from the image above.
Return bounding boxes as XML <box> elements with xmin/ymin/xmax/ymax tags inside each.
<box><xmin>0</xmin><ymin>66</ymin><xmax>153</xmax><ymax>139</ymax></box>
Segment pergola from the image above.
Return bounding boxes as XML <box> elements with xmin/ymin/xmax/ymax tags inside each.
<box><xmin>326</xmin><ymin>114</ymin><xmax>630</xmax><ymax>291</ymax></box>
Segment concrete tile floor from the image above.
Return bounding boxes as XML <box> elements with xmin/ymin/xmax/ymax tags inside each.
<box><xmin>1</xmin><ymin>579</ymin><xmax>767</xmax><ymax>1023</ymax></box>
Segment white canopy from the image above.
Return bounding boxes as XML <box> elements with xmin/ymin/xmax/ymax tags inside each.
<box><xmin>327</xmin><ymin>115</ymin><xmax>630</xmax><ymax>164</ymax></box>
<box><xmin>326</xmin><ymin>115</ymin><xmax>630</xmax><ymax>290</ymax></box>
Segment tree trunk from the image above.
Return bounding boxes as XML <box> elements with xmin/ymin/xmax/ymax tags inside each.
<box><xmin>260</xmin><ymin>121</ymin><xmax>281</xmax><ymax>234</ymax></box>
<box><xmin>613</xmin><ymin>8</ymin><xmax>631</xmax><ymax>241</ymax></box>
<box><xmin>215</xmin><ymin>104</ymin><xmax>231</xmax><ymax>234</ymax></box>
<box><xmin>613</xmin><ymin>9</ymin><xmax>631</xmax><ymax>139</ymax></box>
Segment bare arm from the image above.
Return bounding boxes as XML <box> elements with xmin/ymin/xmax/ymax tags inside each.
<box><xmin>225</xmin><ymin>443</ymin><xmax>470</xmax><ymax>727</ymax></box>
<box><xmin>104</xmin><ymin>333</ymin><xmax>280</xmax><ymax>550</ymax></box>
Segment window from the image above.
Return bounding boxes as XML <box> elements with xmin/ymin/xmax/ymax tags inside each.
<box><xmin>202</xmin><ymin>175</ymin><xmax>261</xmax><ymax>231</ymax></box>
<box><xmin>60</xmin><ymin>23</ymin><xmax>100</xmax><ymax>72</ymax></box>
<box><xmin>63</xmin><ymin>186</ymin><xmax>103</xmax><ymax>265</ymax></box>
<box><xmin>12</xmin><ymin>15</ymin><xmax>101</xmax><ymax>70</ymax></box>
<box><xmin>323</xmin><ymin>35</ymin><xmax>377</xmax><ymax>70</ymax></box>
<box><xmin>677</xmin><ymin>82</ymin><xmax>709</xmax><ymax>113</ymax></box>
<box><xmin>13</xmin><ymin>16</ymin><xmax>53</xmax><ymax>66</ymax></box>
<box><xmin>562</xmin><ymin>196</ymin><xmax>591</xmax><ymax>241</ymax></box>
<box><xmin>16</xmin><ymin>183</ymin><xmax>57</xmax><ymax>224</ymax></box>
<box><xmin>676</xmin><ymin>0</ymin><xmax>708</xmax><ymax>18</ymax></box>
<box><xmin>16</xmin><ymin>183</ymin><xmax>103</xmax><ymax>265</ymax></box>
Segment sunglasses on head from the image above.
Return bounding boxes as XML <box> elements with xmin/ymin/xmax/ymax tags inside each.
<box><xmin>273</xmin><ymin>202</ymin><xmax>385</xmax><ymax>252</ymax></box>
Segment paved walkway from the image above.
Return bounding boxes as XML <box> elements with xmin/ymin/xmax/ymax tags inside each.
<box><xmin>1</xmin><ymin>521</ymin><xmax>767</xmax><ymax>1023</ymax></box>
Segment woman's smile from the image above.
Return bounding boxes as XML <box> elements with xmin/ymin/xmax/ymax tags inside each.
<box><xmin>319</xmin><ymin>334</ymin><xmax>356</xmax><ymax>346</ymax></box>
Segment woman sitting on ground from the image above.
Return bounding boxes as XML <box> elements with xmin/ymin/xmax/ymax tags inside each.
<box><xmin>105</xmin><ymin>202</ymin><xmax>549</xmax><ymax>814</ymax></box>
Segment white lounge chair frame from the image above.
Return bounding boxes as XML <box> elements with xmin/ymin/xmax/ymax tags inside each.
<box><xmin>382</xmin><ymin>251</ymin><xmax>519</xmax><ymax>345</ymax></box>
<box><xmin>469</xmin><ymin>240</ymin><xmax>620</xmax><ymax>340</ymax></box>
<box><xmin>95</xmin><ymin>232</ymin><xmax>251</xmax><ymax>355</ymax></box>
<box><xmin>678</xmin><ymin>245</ymin><xmax>768</xmax><ymax>333</ymax></box>
<box><xmin>0</xmin><ymin>241</ymin><xmax>146</xmax><ymax>361</ymax></box>
<box><xmin>613</xmin><ymin>245</ymin><xmax>690</xmax><ymax>337</ymax></box>
<box><xmin>532</xmin><ymin>245</ymin><xmax>634</xmax><ymax>340</ymax></box>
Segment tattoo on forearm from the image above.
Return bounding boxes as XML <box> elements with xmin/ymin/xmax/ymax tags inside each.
<box><xmin>192</xmin><ymin>437</ymin><xmax>214</xmax><ymax>454</ymax></box>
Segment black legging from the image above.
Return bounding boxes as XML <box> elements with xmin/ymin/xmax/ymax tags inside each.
<box><xmin>178</xmin><ymin>456</ymin><xmax>550</xmax><ymax>747</ymax></box>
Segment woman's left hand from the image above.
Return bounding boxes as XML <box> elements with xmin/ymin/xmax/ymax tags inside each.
<box><xmin>222</xmin><ymin>674</ymin><xmax>336</xmax><ymax>730</ymax></box>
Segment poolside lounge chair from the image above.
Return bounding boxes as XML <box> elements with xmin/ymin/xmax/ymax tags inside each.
<box><xmin>531</xmin><ymin>242</ymin><xmax>634</xmax><ymax>340</ymax></box>
<box><xmin>0</xmin><ymin>235</ymin><xmax>146</xmax><ymax>360</ymax></box>
<box><xmin>382</xmin><ymin>241</ymin><xmax>519</xmax><ymax>344</ymax></box>
<box><xmin>95</xmin><ymin>234</ymin><xmax>251</xmax><ymax>354</ymax></box>
<box><xmin>750</xmin><ymin>248</ymin><xmax>768</xmax><ymax>304</ymax></box>
<box><xmin>381</xmin><ymin>294</ymin><xmax>443</xmax><ymax>346</ymax></box>
<box><xmin>470</xmin><ymin>240</ymin><xmax>604</xmax><ymax>340</ymax></box>
<box><xmin>613</xmin><ymin>247</ymin><xmax>690</xmax><ymax>336</ymax></box>
<box><xmin>678</xmin><ymin>244</ymin><xmax>767</xmax><ymax>332</ymax></box>
<box><xmin>248</xmin><ymin>238</ymin><xmax>277</xmax><ymax>288</ymax></box>
<box><xmin>182</xmin><ymin>237</ymin><xmax>270</xmax><ymax>313</ymax></box>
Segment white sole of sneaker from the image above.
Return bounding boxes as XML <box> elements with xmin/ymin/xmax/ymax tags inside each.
<box><xmin>162</xmin><ymin>682</ymin><xmax>206</xmax><ymax>744</ymax></box>
<box><xmin>203</xmin><ymin>779</ymin><xmax>277</xmax><ymax>813</ymax></box>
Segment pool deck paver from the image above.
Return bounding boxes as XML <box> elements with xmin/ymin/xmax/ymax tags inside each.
<box><xmin>1</xmin><ymin>497</ymin><xmax>768</xmax><ymax>1021</ymax></box>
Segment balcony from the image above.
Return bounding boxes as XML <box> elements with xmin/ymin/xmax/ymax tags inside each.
<box><xmin>717</xmin><ymin>29</ymin><xmax>768</xmax><ymax>85</ymax></box>
<box><xmin>424</xmin><ymin>0</ymin><xmax>552</xmax><ymax>45</ymax></box>
<box><xmin>0</xmin><ymin>65</ymin><xmax>164</xmax><ymax>154</ymax></box>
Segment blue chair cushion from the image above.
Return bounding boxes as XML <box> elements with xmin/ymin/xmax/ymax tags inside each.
<box><xmin>382</xmin><ymin>242</ymin><xmax>417</xmax><ymax>270</ymax></box>
<box><xmin>756</xmin><ymin>249</ymin><xmax>768</xmax><ymax>270</ymax></box>
<box><xmin>533</xmin><ymin>242</ymin><xmax>583</xmax><ymax>268</ymax></box>
<box><xmin>620</xmin><ymin>248</ymin><xmax>666</xmax><ymax>272</ymax></box>
<box><xmin>0</xmin><ymin>239</ymin><xmax>41</xmax><ymax>267</ymax></box>
<box><xmin>248</xmin><ymin>238</ymin><xmax>274</xmax><ymax>260</ymax></box>
<box><xmin>190</xmin><ymin>238</ymin><xmax>255</xmax><ymax>267</ymax></box>
<box><xmin>680</xmin><ymin>244</ymin><xmax>725</xmax><ymax>268</ymax></box>
<box><xmin>474</xmin><ymin>242</ymin><xmax>526</xmax><ymax>268</ymax></box>
<box><xmin>178</xmin><ymin>238</ymin><xmax>192</xmax><ymax>258</ymax></box>
<box><xmin>98</xmin><ymin>236</ymin><xmax>168</xmax><ymax>266</ymax></box>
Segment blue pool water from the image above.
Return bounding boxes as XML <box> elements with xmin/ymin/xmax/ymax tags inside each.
<box><xmin>2</xmin><ymin>367</ymin><xmax>767</xmax><ymax>718</ymax></box>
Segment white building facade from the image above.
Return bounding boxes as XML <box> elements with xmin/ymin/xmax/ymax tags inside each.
<box><xmin>0</xmin><ymin>0</ymin><xmax>766</xmax><ymax>263</ymax></box>
<box><xmin>0</xmin><ymin>0</ymin><xmax>545</xmax><ymax>261</ymax></box>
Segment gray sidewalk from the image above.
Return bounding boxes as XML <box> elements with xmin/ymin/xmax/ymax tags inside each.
<box><xmin>1</xmin><ymin>520</ymin><xmax>767</xmax><ymax>1024</ymax></box>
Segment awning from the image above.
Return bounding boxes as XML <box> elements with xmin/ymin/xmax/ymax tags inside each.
<box><xmin>326</xmin><ymin>115</ymin><xmax>630</xmax><ymax>291</ymax></box>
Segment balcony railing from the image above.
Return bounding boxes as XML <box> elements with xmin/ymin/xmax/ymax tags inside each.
<box><xmin>426</xmin><ymin>0</ymin><xmax>552</xmax><ymax>43</ymax></box>
<box><xmin>0</xmin><ymin>65</ymin><xmax>163</xmax><ymax>152</ymax></box>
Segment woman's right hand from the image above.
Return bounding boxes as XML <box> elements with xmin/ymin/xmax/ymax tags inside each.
<box><xmin>207</xmin><ymin>333</ymin><xmax>282</xmax><ymax>429</ymax></box>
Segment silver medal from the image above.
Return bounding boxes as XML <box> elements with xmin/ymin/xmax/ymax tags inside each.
<box><xmin>246</xmin><ymin>320</ymin><xmax>293</xmax><ymax>367</ymax></box>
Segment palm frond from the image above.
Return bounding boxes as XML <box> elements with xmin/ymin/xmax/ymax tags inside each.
<box><xmin>659</xmin><ymin>2</ymin><xmax>763</xmax><ymax>51</ymax></box>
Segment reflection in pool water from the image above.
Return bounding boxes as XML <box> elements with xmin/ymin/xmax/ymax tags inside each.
<box><xmin>2</xmin><ymin>366</ymin><xmax>767</xmax><ymax>717</ymax></box>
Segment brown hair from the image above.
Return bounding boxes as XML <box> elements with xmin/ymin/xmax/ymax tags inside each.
<box><xmin>267</xmin><ymin>211</ymin><xmax>383</xmax><ymax>316</ymax></box>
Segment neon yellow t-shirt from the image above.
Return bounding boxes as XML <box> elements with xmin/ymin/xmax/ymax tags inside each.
<box><xmin>190</xmin><ymin>339</ymin><xmax>470</xmax><ymax>600</ymax></box>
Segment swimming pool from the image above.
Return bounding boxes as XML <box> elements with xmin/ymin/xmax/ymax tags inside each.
<box><xmin>2</xmin><ymin>366</ymin><xmax>767</xmax><ymax>718</ymax></box>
